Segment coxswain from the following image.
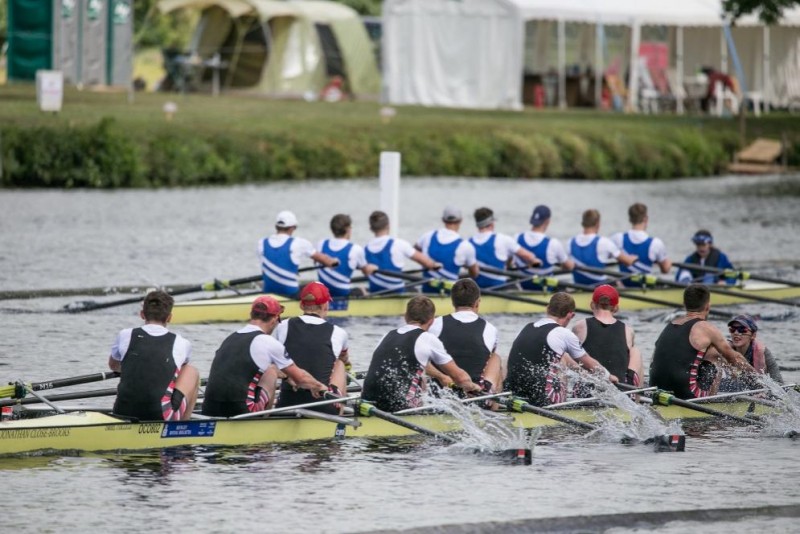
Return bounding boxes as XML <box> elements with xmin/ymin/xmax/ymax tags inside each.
<box><xmin>361</xmin><ymin>295</ymin><xmax>482</xmax><ymax>412</ymax></box>
<box><xmin>505</xmin><ymin>292</ymin><xmax>617</xmax><ymax>406</ymax></box>
<box><xmin>426</xmin><ymin>278</ymin><xmax>503</xmax><ymax>395</ymax></box>
<box><xmin>513</xmin><ymin>204</ymin><xmax>574</xmax><ymax>290</ymax></box>
<box><xmin>568</xmin><ymin>209</ymin><xmax>636</xmax><ymax>286</ymax></box>
<box><xmin>109</xmin><ymin>290</ymin><xmax>199</xmax><ymax>421</ymax></box>
<box><xmin>415</xmin><ymin>206</ymin><xmax>479</xmax><ymax>293</ymax></box>
<box><xmin>675</xmin><ymin>229</ymin><xmax>736</xmax><ymax>285</ymax></box>
<box><xmin>272</xmin><ymin>282</ymin><xmax>350</xmax><ymax>414</ymax></box>
<box><xmin>316</xmin><ymin>213</ymin><xmax>376</xmax><ymax>298</ymax></box>
<box><xmin>469</xmin><ymin>206</ymin><xmax>540</xmax><ymax>288</ymax></box>
<box><xmin>364</xmin><ymin>210</ymin><xmax>439</xmax><ymax>294</ymax></box>
<box><xmin>259</xmin><ymin>210</ymin><xmax>338</xmax><ymax>297</ymax></box>
<box><xmin>202</xmin><ymin>296</ymin><xmax>327</xmax><ymax>417</ymax></box>
<box><xmin>649</xmin><ymin>284</ymin><xmax>757</xmax><ymax>399</ymax></box>
<box><xmin>709</xmin><ymin>314</ymin><xmax>784</xmax><ymax>392</ymax></box>
<box><xmin>611</xmin><ymin>203</ymin><xmax>671</xmax><ymax>287</ymax></box>
<box><xmin>571</xmin><ymin>285</ymin><xmax>643</xmax><ymax>389</ymax></box>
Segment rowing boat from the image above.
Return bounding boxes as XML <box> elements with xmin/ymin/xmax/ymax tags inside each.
<box><xmin>0</xmin><ymin>401</ymin><xmax>773</xmax><ymax>456</ymax></box>
<box><xmin>170</xmin><ymin>281</ymin><xmax>800</xmax><ymax>323</ymax></box>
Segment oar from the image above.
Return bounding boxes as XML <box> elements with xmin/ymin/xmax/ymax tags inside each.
<box><xmin>355</xmin><ymin>398</ymin><xmax>457</xmax><ymax>443</ymax></box>
<box><xmin>476</xmin><ymin>266</ymin><xmax>594</xmax><ymax>314</ymax></box>
<box><xmin>230</xmin><ymin>394</ymin><xmax>361</xmax><ymax>420</ymax></box>
<box><xmin>14</xmin><ymin>380</ymin><xmax>65</xmax><ymax>413</ymax></box>
<box><xmin>575</xmin><ymin>264</ymin><xmax>800</xmax><ymax>309</ymax></box>
<box><xmin>673</xmin><ymin>262</ymin><xmax>800</xmax><ymax>288</ymax></box>
<box><xmin>64</xmin><ymin>265</ymin><xmax>324</xmax><ymax>313</ymax></box>
<box><xmin>0</xmin><ymin>284</ymin><xmax>200</xmax><ymax>301</ymax></box>
<box><xmin>499</xmin><ymin>396</ymin><xmax>598</xmax><ymax>431</ymax></box>
<box><xmin>0</xmin><ymin>387</ymin><xmax>119</xmax><ymax>407</ymax></box>
<box><xmin>616</xmin><ymin>383</ymin><xmax>761</xmax><ymax>425</ymax></box>
<box><xmin>394</xmin><ymin>392</ymin><xmax>513</xmax><ymax>415</ymax></box>
<box><xmin>0</xmin><ymin>371</ymin><xmax>120</xmax><ymax>399</ymax></box>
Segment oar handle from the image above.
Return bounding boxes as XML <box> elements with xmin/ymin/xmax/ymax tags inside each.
<box><xmin>30</xmin><ymin>371</ymin><xmax>120</xmax><ymax>392</ymax></box>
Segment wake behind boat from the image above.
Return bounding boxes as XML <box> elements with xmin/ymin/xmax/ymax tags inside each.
<box><xmin>169</xmin><ymin>280</ymin><xmax>800</xmax><ymax>324</ymax></box>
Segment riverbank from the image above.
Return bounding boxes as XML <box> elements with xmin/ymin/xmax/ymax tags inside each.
<box><xmin>1</xmin><ymin>84</ymin><xmax>798</xmax><ymax>187</ymax></box>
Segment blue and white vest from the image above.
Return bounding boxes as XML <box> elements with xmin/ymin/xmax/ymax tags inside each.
<box><xmin>423</xmin><ymin>231</ymin><xmax>461</xmax><ymax>293</ymax></box>
<box><xmin>516</xmin><ymin>234</ymin><xmax>553</xmax><ymax>290</ymax></box>
<box><xmin>365</xmin><ymin>239</ymin><xmax>406</xmax><ymax>293</ymax></box>
<box><xmin>570</xmin><ymin>236</ymin><xmax>606</xmax><ymax>285</ymax></box>
<box><xmin>470</xmin><ymin>234</ymin><xmax>505</xmax><ymax>288</ymax></box>
<box><xmin>619</xmin><ymin>232</ymin><xmax>654</xmax><ymax>287</ymax></box>
<box><xmin>261</xmin><ymin>237</ymin><xmax>299</xmax><ymax>296</ymax></box>
<box><xmin>318</xmin><ymin>240</ymin><xmax>354</xmax><ymax>297</ymax></box>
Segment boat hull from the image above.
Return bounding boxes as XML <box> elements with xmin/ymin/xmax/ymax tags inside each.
<box><xmin>0</xmin><ymin>401</ymin><xmax>772</xmax><ymax>456</ymax></box>
<box><xmin>169</xmin><ymin>282</ymin><xmax>800</xmax><ymax>323</ymax></box>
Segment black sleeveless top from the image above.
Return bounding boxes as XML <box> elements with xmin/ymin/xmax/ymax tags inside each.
<box><xmin>362</xmin><ymin>328</ymin><xmax>425</xmax><ymax>412</ymax></box>
<box><xmin>276</xmin><ymin>317</ymin><xmax>336</xmax><ymax>412</ymax></box>
<box><xmin>437</xmin><ymin>314</ymin><xmax>490</xmax><ymax>382</ymax></box>
<box><xmin>114</xmin><ymin>327</ymin><xmax>177</xmax><ymax>420</ymax></box>
<box><xmin>505</xmin><ymin>322</ymin><xmax>561</xmax><ymax>406</ymax></box>
<box><xmin>202</xmin><ymin>330</ymin><xmax>263</xmax><ymax>417</ymax></box>
<box><xmin>582</xmin><ymin>317</ymin><xmax>628</xmax><ymax>380</ymax></box>
<box><xmin>650</xmin><ymin>318</ymin><xmax>713</xmax><ymax>399</ymax></box>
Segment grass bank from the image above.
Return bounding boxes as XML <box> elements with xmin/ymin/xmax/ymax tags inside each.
<box><xmin>0</xmin><ymin>85</ymin><xmax>798</xmax><ymax>188</ymax></box>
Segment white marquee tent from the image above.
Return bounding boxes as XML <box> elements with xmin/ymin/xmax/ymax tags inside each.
<box><xmin>383</xmin><ymin>0</ymin><xmax>800</xmax><ymax>111</ymax></box>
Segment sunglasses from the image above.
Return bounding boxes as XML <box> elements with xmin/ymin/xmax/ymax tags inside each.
<box><xmin>728</xmin><ymin>325</ymin><xmax>750</xmax><ymax>335</ymax></box>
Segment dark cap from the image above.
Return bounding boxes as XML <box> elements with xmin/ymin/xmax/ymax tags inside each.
<box><xmin>692</xmin><ymin>230</ymin><xmax>713</xmax><ymax>244</ymax></box>
<box><xmin>530</xmin><ymin>205</ymin><xmax>551</xmax><ymax>226</ymax></box>
<box><xmin>728</xmin><ymin>314</ymin><xmax>758</xmax><ymax>333</ymax></box>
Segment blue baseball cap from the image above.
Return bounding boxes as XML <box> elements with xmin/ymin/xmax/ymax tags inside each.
<box><xmin>691</xmin><ymin>230</ymin><xmax>713</xmax><ymax>244</ymax></box>
<box><xmin>530</xmin><ymin>205</ymin><xmax>551</xmax><ymax>226</ymax></box>
<box><xmin>728</xmin><ymin>314</ymin><xmax>758</xmax><ymax>333</ymax></box>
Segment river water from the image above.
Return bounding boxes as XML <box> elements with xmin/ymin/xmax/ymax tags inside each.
<box><xmin>1</xmin><ymin>175</ymin><xmax>799</xmax><ymax>533</ymax></box>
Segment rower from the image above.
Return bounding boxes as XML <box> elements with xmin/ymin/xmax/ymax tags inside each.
<box><xmin>513</xmin><ymin>204</ymin><xmax>574</xmax><ymax>290</ymax></box>
<box><xmin>610</xmin><ymin>203</ymin><xmax>672</xmax><ymax>287</ymax></box>
<box><xmin>469</xmin><ymin>206</ymin><xmax>540</xmax><ymax>289</ymax></box>
<box><xmin>675</xmin><ymin>229</ymin><xmax>736</xmax><ymax>285</ymax></box>
<box><xmin>259</xmin><ymin>210</ymin><xmax>338</xmax><ymax>297</ymax></box>
<box><xmin>272</xmin><ymin>282</ymin><xmax>349</xmax><ymax>414</ymax></box>
<box><xmin>567</xmin><ymin>209</ymin><xmax>636</xmax><ymax>286</ymax></box>
<box><xmin>316</xmin><ymin>213</ymin><xmax>376</xmax><ymax>298</ymax></box>
<box><xmin>202</xmin><ymin>296</ymin><xmax>327</xmax><ymax>417</ymax></box>
<box><xmin>362</xmin><ymin>295</ymin><xmax>482</xmax><ymax>412</ymax></box>
<box><xmin>708</xmin><ymin>314</ymin><xmax>784</xmax><ymax>392</ymax></box>
<box><xmin>426</xmin><ymin>278</ymin><xmax>503</xmax><ymax>396</ymax></box>
<box><xmin>364</xmin><ymin>210</ymin><xmax>438</xmax><ymax>294</ymax></box>
<box><xmin>649</xmin><ymin>284</ymin><xmax>758</xmax><ymax>399</ymax></box>
<box><xmin>108</xmin><ymin>290</ymin><xmax>199</xmax><ymax>421</ymax></box>
<box><xmin>504</xmin><ymin>292</ymin><xmax>617</xmax><ymax>406</ymax></box>
<box><xmin>415</xmin><ymin>206</ymin><xmax>479</xmax><ymax>293</ymax></box>
<box><xmin>571</xmin><ymin>285</ymin><xmax>643</xmax><ymax>392</ymax></box>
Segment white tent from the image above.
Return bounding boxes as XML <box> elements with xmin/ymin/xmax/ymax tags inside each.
<box><xmin>383</xmin><ymin>0</ymin><xmax>800</xmax><ymax>110</ymax></box>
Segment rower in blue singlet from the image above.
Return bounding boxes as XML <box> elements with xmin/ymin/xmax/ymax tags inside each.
<box><xmin>415</xmin><ymin>206</ymin><xmax>479</xmax><ymax>293</ymax></box>
<box><xmin>514</xmin><ymin>205</ymin><xmax>574</xmax><ymax>290</ymax></box>
<box><xmin>567</xmin><ymin>209</ymin><xmax>636</xmax><ymax>286</ymax></box>
<box><xmin>611</xmin><ymin>203</ymin><xmax>671</xmax><ymax>288</ymax></box>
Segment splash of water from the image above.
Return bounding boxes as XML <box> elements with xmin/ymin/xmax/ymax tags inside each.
<box><xmin>753</xmin><ymin>377</ymin><xmax>800</xmax><ymax>437</ymax></box>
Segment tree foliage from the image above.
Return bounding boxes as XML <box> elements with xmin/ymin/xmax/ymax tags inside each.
<box><xmin>723</xmin><ymin>0</ymin><xmax>799</xmax><ymax>24</ymax></box>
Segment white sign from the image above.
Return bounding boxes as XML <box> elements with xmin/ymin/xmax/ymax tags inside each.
<box><xmin>36</xmin><ymin>71</ymin><xmax>64</xmax><ymax>112</ymax></box>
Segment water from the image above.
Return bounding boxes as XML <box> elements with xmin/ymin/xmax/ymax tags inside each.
<box><xmin>1</xmin><ymin>175</ymin><xmax>800</xmax><ymax>532</ymax></box>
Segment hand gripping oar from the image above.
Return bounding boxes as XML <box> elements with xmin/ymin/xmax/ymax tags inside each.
<box><xmin>673</xmin><ymin>262</ymin><xmax>800</xmax><ymax>289</ymax></box>
<box><xmin>616</xmin><ymin>383</ymin><xmax>761</xmax><ymax>425</ymax></box>
<box><xmin>0</xmin><ymin>371</ymin><xmax>120</xmax><ymax>399</ymax></box>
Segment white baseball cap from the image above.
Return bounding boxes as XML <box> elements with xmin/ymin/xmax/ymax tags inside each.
<box><xmin>276</xmin><ymin>210</ymin><xmax>298</xmax><ymax>228</ymax></box>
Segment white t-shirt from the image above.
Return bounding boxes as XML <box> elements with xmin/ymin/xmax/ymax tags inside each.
<box><xmin>428</xmin><ymin>310</ymin><xmax>498</xmax><ymax>353</ymax></box>
<box><xmin>610</xmin><ymin>230</ymin><xmax>668</xmax><ymax>263</ymax></box>
<box><xmin>316</xmin><ymin>237</ymin><xmax>367</xmax><ymax>270</ymax></box>
<box><xmin>364</xmin><ymin>235</ymin><xmax>417</xmax><ymax>267</ymax></box>
<box><xmin>567</xmin><ymin>233</ymin><xmax>620</xmax><ymax>263</ymax></box>
<box><xmin>532</xmin><ymin>318</ymin><xmax>585</xmax><ymax>359</ymax></box>
<box><xmin>513</xmin><ymin>231</ymin><xmax>569</xmax><ymax>267</ymax></box>
<box><xmin>470</xmin><ymin>231</ymin><xmax>520</xmax><ymax>262</ymax></box>
<box><xmin>236</xmin><ymin>323</ymin><xmax>294</xmax><ymax>370</ymax></box>
<box><xmin>375</xmin><ymin>325</ymin><xmax>454</xmax><ymax>367</ymax></box>
<box><xmin>273</xmin><ymin>314</ymin><xmax>349</xmax><ymax>357</ymax></box>
<box><xmin>259</xmin><ymin>234</ymin><xmax>316</xmax><ymax>266</ymax></box>
<box><xmin>110</xmin><ymin>324</ymin><xmax>191</xmax><ymax>367</ymax></box>
<box><xmin>416</xmin><ymin>228</ymin><xmax>477</xmax><ymax>267</ymax></box>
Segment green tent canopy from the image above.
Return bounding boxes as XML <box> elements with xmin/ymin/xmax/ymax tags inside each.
<box><xmin>158</xmin><ymin>0</ymin><xmax>381</xmax><ymax>98</ymax></box>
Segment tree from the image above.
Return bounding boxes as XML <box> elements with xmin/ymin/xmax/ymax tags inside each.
<box><xmin>723</xmin><ymin>0</ymin><xmax>800</xmax><ymax>24</ymax></box>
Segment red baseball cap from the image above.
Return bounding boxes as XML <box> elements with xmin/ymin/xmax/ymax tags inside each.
<box><xmin>592</xmin><ymin>284</ymin><xmax>619</xmax><ymax>307</ymax></box>
<box><xmin>251</xmin><ymin>295</ymin><xmax>285</xmax><ymax>316</ymax></box>
<box><xmin>300</xmin><ymin>282</ymin><xmax>332</xmax><ymax>305</ymax></box>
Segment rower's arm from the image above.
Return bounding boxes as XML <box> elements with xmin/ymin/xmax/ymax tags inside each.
<box><xmin>283</xmin><ymin>364</ymin><xmax>327</xmax><ymax>396</ymax></box>
<box><xmin>108</xmin><ymin>356</ymin><xmax>121</xmax><ymax>373</ymax></box>
<box><xmin>626</xmin><ymin>325</ymin><xmax>644</xmax><ymax>381</ymax></box>
<box><xmin>311</xmin><ymin>251</ymin><xmax>339</xmax><ymax>268</ymax></box>
<box><xmin>574</xmin><ymin>353</ymin><xmax>619</xmax><ymax>383</ymax></box>
<box><xmin>514</xmin><ymin>247</ymin><xmax>542</xmax><ymax>267</ymax></box>
<box><xmin>705</xmin><ymin>325</ymin><xmax>756</xmax><ymax>374</ymax></box>
<box><xmin>657</xmin><ymin>257</ymin><xmax>673</xmax><ymax>274</ymax></box>
<box><xmin>617</xmin><ymin>251</ymin><xmax>638</xmax><ymax>267</ymax></box>
<box><xmin>410</xmin><ymin>250</ymin><xmax>439</xmax><ymax>270</ymax></box>
<box><xmin>425</xmin><ymin>363</ymin><xmax>452</xmax><ymax>387</ymax></box>
<box><xmin>467</xmin><ymin>263</ymin><xmax>480</xmax><ymax>279</ymax></box>
<box><xmin>559</xmin><ymin>258</ymin><xmax>576</xmax><ymax>271</ymax></box>
<box><xmin>570</xmin><ymin>319</ymin><xmax>588</xmax><ymax>344</ymax></box>
<box><xmin>438</xmin><ymin>361</ymin><xmax>481</xmax><ymax>393</ymax></box>
<box><xmin>361</xmin><ymin>263</ymin><xmax>378</xmax><ymax>276</ymax></box>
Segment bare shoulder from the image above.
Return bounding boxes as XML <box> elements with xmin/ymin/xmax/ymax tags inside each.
<box><xmin>571</xmin><ymin>318</ymin><xmax>588</xmax><ymax>341</ymax></box>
